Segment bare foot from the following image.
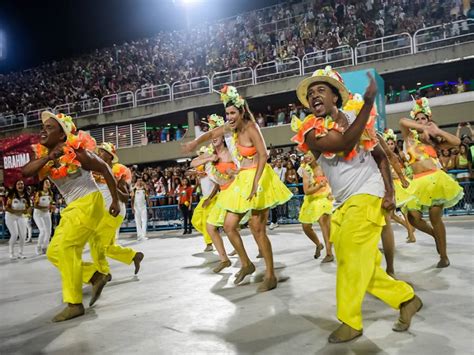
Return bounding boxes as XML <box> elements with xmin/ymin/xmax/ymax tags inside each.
<box><xmin>133</xmin><ymin>252</ymin><xmax>145</xmax><ymax>275</ymax></box>
<box><xmin>52</xmin><ymin>304</ymin><xmax>85</xmax><ymax>322</ymax></box>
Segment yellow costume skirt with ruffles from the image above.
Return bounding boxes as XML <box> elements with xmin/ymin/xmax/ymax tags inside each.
<box><xmin>191</xmin><ymin>194</ymin><xmax>218</xmax><ymax>243</ymax></box>
<box><xmin>217</xmin><ymin>164</ymin><xmax>293</xmax><ymax>213</ymax></box>
<box><xmin>393</xmin><ymin>179</ymin><xmax>415</xmax><ymax>208</ymax></box>
<box><xmin>207</xmin><ymin>191</ymin><xmax>250</xmax><ymax>227</ymax></box>
<box><xmin>404</xmin><ymin>170</ymin><xmax>464</xmax><ymax>212</ymax></box>
<box><xmin>298</xmin><ymin>193</ymin><xmax>333</xmax><ymax>224</ymax></box>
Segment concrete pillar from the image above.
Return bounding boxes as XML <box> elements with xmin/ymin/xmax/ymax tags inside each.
<box><xmin>186</xmin><ymin>111</ymin><xmax>197</xmax><ymax>139</ymax></box>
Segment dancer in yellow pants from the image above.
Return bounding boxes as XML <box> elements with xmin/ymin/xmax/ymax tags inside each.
<box><xmin>292</xmin><ymin>66</ymin><xmax>422</xmax><ymax>342</ymax></box>
<box><xmin>95</xmin><ymin>143</ymin><xmax>144</xmax><ymax>277</ymax></box>
<box><xmin>23</xmin><ymin>111</ymin><xmax>120</xmax><ymax>322</ymax></box>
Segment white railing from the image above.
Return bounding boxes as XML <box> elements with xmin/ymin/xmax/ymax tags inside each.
<box><xmin>255</xmin><ymin>56</ymin><xmax>301</xmax><ymax>84</ymax></box>
<box><xmin>0</xmin><ymin>114</ymin><xmax>25</xmax><ymax>131</ymax></box>
<box><xmin>135</xmin><ymin>84</ymin><xmax>171</xmax><ymax>107</ymax></box>
<box><xmin>89</xmin><ymin>122</ymin><xmax>147</xmax><ymax>149</ymax></box>
<box><xmin>54</xmin><ymin>98</ymin><xmax>100</xmax><ymax>118</ymax></box>
<box><xmin>355</xmin><ymin>32</ymin><xmax>412</xmax><ymax>65</ymax></box>
<box><xmin>171</xmin><ymin>76</ymin><xmax>210</xmax><ymax>100</ymax></box>
<box><xmin>101</xmin><ymin>91</ymin><xmax>134</xmax><ymax>113</ymax></box>
<box><xmin>2</xmin><ymin>19</ymin><xmax>473</xmax><ymax>132</ymax></box>
<box><xmin>302</xmin><ymin>45</ymin><xmax>354</xmax><ymax>74</ymax></box>
<box><xmin>414</xmin><ymin>19</ymin><xmax>474</xmax><ymax>53</ymax></box>
<box><xmin>211</xmin><ymin>67</ymin><xmax>254</xmax><ymax>91</ymax></box>
<box><xmin>26</xmin><ymin>108</ymin><xmax>53</xmax><ymax>127</ymax></box>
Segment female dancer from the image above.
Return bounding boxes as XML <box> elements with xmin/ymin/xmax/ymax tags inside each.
<box><xmin>5</xmin><ymin>180</ymin><xmax>30</xmax><ymax>259</ymax></box>
<box><xmin>381</xmin><ymin>129</ymin><xmax>416</xmax><ymax>243</ymax></box>
<box><xmin>399</xmin><ymin>98</ymin><xmax>464</xmax><ymax>268</ymax></box>
<box><xmin>298</xmin><ymin>152</ymin><xmax>334</xmax><ymax>262</ymax></box>
<box><xmin>33</xmin><ymin>179</ymin><xmax>54</xmax><ymax>255</ymax></box>
<box><xmin>190</xmin><ymin>151</ymin><xmax>216</xmax><ymax>252</ymax></box>
<box><xmin>183</xmin><ymin>86</ymin><xmax>292</xmax><ymax>292</ymax></box>
<box><xmin>191</xmin><ymin>114</ymin><xmax>238</xmax><ymax>272</ymax></box>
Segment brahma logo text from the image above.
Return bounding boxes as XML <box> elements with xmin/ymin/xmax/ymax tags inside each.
<box><xmin>3</xmin><ymin>153</ymin><xmax>30</xmax><ymax>169</ymax></box>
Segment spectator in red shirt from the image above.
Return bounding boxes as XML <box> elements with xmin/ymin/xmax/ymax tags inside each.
<box><xmin>177</xmin><ymin>177</ymin><xmax>193</xmax><ymax>234</ymax></box>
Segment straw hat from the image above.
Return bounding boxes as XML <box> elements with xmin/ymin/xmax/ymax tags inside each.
<box><xmin>296</xmin><ymin>66</ymin><xmax>349</xmax><ymax>109</ymax></box>
<box><xmin>41</xmin><ymin>111</ymin><xmax>77</xmax><ymax>136</ymax></box>
<box><xmin>98</xmin><ymin>142</ymin><xmax>119</xmax><ymax>164</ymax></box>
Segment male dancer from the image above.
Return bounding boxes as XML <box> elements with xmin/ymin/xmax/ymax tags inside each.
<box><xmin>94</xmin><ymin>143</ymin><xmax>144</xmax><ymax>277</ymax></box>
<box><xmin>292</xmin><ymin>67</ymin><xmax>421</xmax><ymax>342</ymax></box>
<box><xmin>23</xmin><ymin>111</ymin><xmax>120</xmax><ymax>322</ymax></box>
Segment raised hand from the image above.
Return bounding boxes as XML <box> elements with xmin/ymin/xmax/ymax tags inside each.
<box><xmin>363</xmin><ymin>72</ymin><xmax>377</xmax><ymax>104</ymax></box>
<box><xmin>48</xmin><ymin>144</ymin><xmax>65</xmax><ymax>160</ymax></box>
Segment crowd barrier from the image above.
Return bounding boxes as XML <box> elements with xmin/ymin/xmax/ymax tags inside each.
<box><xmin>1</xmin><ymin>177</ymin><xmax>473</xmax><ymax>239</ymax></box>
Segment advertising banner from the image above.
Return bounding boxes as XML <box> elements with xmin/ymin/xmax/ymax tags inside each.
<box><xmin>0</xmin><ymin>134</ymin><xmax>39</xmax><ymax>188</ymax></box>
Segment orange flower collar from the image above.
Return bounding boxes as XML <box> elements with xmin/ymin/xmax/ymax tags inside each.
<box><xmin>33</xmin><ymin>131</ymin><xmax>96</xmax><ymax>180</ymax></box>
<box><xmin>290</xmin><ymin>94</ymin><xmax>378</xmax><ymax>160</ymax></box>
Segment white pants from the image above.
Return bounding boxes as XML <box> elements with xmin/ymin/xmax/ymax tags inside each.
<box><xmin>33</xmin><ymin>209</ymin><xmax>52</xmax><ymax>250</ymax></box>
<box><xmin>134</xmin><ymin>204</ymin><xmax>148</xmax><ymax>238</ymax></box>
<box><xmin>6</xmin><ymin>212</ymin><xmax>27</xmax><ymax>256</ymax></box>
<box><xmin>26</xmin><ymin>217</ymin><xmax>32</xmax><ymax>242</ymax></box>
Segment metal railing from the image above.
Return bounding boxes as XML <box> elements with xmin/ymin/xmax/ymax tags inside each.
<box><xmin>414</xmin><ymin>19</ymin><xmax>474</xmax><ymax>53</ymax></box>
<box><xmin>88</xmin><ymin>121</ymin><xmax>147</xmax><ymax>149</ymax></box>
<box><xmin>0</xmin><ymin>113</ymin><xmax>26</xmax><ymax>131</ymax></box>
<box><xmin>211</xmin><ymin>67</ymin><xmax>254</xmax><ymax>91</ymax></box>
<box><xmin>171</xmin><ymin>76</ymin><xmax>211</xmax><ymax>100</ymax></box>
<box><xmin>100</xmin><ymin>91</ymin><xmax>134</xmax><ymax>113</ymax></box>
<box><xmin>302</xmin><ymin>45</ymin><xmax>354</xmax><ymax>74</ymax></box>
<box><xmin>135</xmin><ymin>84</ymin><xmax>171</xmax><ymax>107</ymax></box>
<box><xmin>2</xmin><ymin>19</ymin><xmax>473</xmax><ymax>131</ymax></box>
<box><xmin>355</xmin><ymin>32</ymin><xmax>412</xmax><ymax>65</ymax></box>
<box><xmin>255</xmin><ymin>56</ymin><xmax>301</xmax><ymax>84</ymax></box>
<box><xmin>53</xmin><ymin>98</ymin><xmax>101</xmax><ymax>118</ymax></box>
<box><xmin>25</xmin><ymin>108</ymin><xmax>52</xmax><ymax>127</ymax></box>
<box><xmin>257</xmin><ymin>14</ymin><xmax>306</xmax><ymax>34</ymax></box>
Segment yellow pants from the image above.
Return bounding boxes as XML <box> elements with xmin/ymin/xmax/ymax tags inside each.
<box><xmin>191</xmin><ymin>195</ymin><xmax>217</xmax><ymax>245</ymax></box>
<box><xmin>46</xmin><ymin>192</ymin><xmax>105</xmax><ymax>304</ymax></box>
<box><xmin>92</xmin><ymin>212</ymin><xmax>137</xmax><ymax>275</ymax></box>
<box><xmin>331</xmin><ymin>194</ymin><xmax>414</xmax><ymax>330</ymax></box>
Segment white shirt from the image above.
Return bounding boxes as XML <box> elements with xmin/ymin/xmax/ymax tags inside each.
<box><xmin>51</xmin><ymin>168</ymin><xmax>98</xmax><ymax>205</ymax></box>
<box><xmin>317</xmin><ymin>111</ymin><xmax>385</xmax><ymax>208</ymax></box>
<box><xmin>199</xmin><ymin>176</ymin><xmax>215</xmax><ymax>198</ymax></box>
<box><xmin>134</xmin><ymin>188</ymin><xmax>147</xmax><ymax>208</ymax></box>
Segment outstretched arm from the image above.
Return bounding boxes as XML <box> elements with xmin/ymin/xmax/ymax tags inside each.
<box><xmin>182</xmin><ymin>125</ymin><xmax>226</xmax><ymax>153</ymax></box>
<box><xmin>76</xmin><ymin>149</ymin><xmax>120</xmax><ymax>216</ymax></box>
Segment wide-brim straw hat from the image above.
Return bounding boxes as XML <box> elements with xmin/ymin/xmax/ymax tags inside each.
<box><xmin>296</xmin><ymin>66</ymin><xmax>349</xmax><ymax>109</ymax></box>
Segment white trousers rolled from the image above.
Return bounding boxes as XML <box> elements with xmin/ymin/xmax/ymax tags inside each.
<box><xmin>6</xmin><ymin>212</ymin><xmax>27</xmax><ymax>255</ymax></box>
<box><xmin>134</xmin><ymin>204</ymin><xmax>148</xmax><ymax>238</ymax></box>
<box><xmin>33</xmin><ymin>209</ymin><xmax>52</xmax><ymax>250</ymax></box>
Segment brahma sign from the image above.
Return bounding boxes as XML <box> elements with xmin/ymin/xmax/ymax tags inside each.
<box><xmin>0</xmin><ymin>133</ymin><xmax>39</xmax><ymax>188</ymax></box>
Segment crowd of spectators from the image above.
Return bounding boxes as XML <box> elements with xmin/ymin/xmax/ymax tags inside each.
<box><xmin>1</xmin><ymin>0</ymin><xmax>469</xmax><ymax>118</ymax></box>
<box><xmin>386</xmin><ymin>77</ymin><xmax>471</xmax><ymax>104</ymax></box>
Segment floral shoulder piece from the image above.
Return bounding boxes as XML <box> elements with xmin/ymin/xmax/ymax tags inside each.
<box><xmin>32</xmin><ymin>130</ymin><xmax>96</xmax><ymax>180</ymax></box>
<box><xmin>112</xmin><ymin>163</ymin><xmax>132</xmax><ymax>184</ymax></box>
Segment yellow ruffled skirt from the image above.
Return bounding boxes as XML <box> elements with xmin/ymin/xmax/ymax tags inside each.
<box><xmin>207</xmin><ymin>191</ymin><xmax>250</xmax><ymax>227</ymax></box>
<box><xmin>404</xmin><ymin>170</ymin><xmax>464</xmax><ymax>212</ymax></box>
<box><xmin>217</xmin><ymin>164</ymin><xmax>293</xmax><ymax>213</ymax></box>
<box><xmin>191</xmin><ymin>195</ymin><xmax>218</xmax><ymax>241</ymax></box>
<box><xmin>393</xmin><ymin>179</ymin><xmax>415</xmax><ymax>208</ymax></box>
<box><xmin>298</xmin><ymin>193</ymin><xmax>333</xmax><ymax>224</ymax></box>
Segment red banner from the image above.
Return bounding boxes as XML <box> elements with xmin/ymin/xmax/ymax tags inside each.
<box><xmin>0</xmin><ymin>133</ymin><xmax>40</xmax><ymax>188</ymax></box>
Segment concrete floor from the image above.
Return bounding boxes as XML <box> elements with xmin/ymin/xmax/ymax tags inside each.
<box><xmin>0</xmin><ymin>216</ymin><xmax>473</xmax><ymax>354</ymax></box>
